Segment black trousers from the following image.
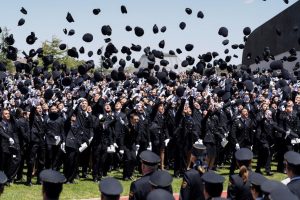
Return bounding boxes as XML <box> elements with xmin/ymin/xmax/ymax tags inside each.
<box><xmin>123</xmin><ymin>147</ymin><xmax>136</xmax><ymax>179</ymax></box>
<box><xmin>256</xmin><ymin>142</ymin><xmax>273</xmax><ymax>173</ymax></box>
<box><xmin>17</xmin><ymin>144</ymin><xmax>29</xmax><ymax>180</ymax></box>
<box><xmin>64</xmin><ymin>147</ymin><xmax>79</xmax><ymax>183</ymax></box>
<box><xmin>79</xmin><ymin>146</ymin><xmax>91</xmax><ymax>177</ymax></box>
<box><xmin>92</xmin><ymin>144</ymin><xmax>108</xmax><ymax>180</ymax></box>
<box><xmin>1</xmin><ymin>150</ymin><xmax>21</xmax><ymax>182</ymax></box>
<box><xmin>27</xmin><ymin>142</ymin><xmax>46</xmax><ymax>183</ymax></box>
<box><xmin>46</xmin><ymin>144</ymin><xmax>60</xmax><ymax>169</ymax></box>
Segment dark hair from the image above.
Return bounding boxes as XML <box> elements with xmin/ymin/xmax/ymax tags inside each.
<box><xmin>204</xmin><ymin>182</ymin><xmax>223</xmax><ymax>198</ymax></box>
<box><xmin>42</xmin><ymin>182</ymin><xmax>63</xmax><ymax>200</ymax></box>
<box><xmin>251</xmin><ymin>184</ymin><xmax>263</xmax><ymax>197</ymax></box>
<box><xmin>287</xmin><ymin>163</ymin><xmax>300</xmax><ymax>176</ymax></box>
<box><xmin>101</xmin><ymin>194</ymin><xmax>120</xmax><ymax>200</ymax></box>
<box><xmin>239</xmin><ymin>165</ymin><xmax>249</xmax><ymax>183</ymax></box>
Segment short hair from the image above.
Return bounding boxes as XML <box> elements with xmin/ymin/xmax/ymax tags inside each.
<box><xmin>286</xmin><ymin>163</ymin><xmax>300</xmax><ymax>176</ymax></box>
<box><xmin>204</xmin><ymin>182</ymin><xmax>223</xmax><ymax>198</ymax></box>
<box><xmin>101</xmin><ymin>194</ymin><xmax>120</xmax><ymax>200</ymax></box>
<box><xmin>42</xmin><ymin>182</ymin><xmax>63</xmax><ymax>200</ymax></box>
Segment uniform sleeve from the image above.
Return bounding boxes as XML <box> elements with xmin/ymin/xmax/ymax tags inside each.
<box><xmin>227</xmin><ymin>175</ymin><xmax>237</xmax><ymax>200</ymax></box>
<box><xmin>230</xmin><ymin>120</ymin><xmax>239</xmax><ymax>145</ymax></box>
<box><xmin>129</xmin><ymin>181</ymin><xmax>138</xmax><ymax>200</ymax></box>
<box><xmin>179</xmin><ymin>175</ymin><xmax>191</xmax><ymax>200</ymax></box>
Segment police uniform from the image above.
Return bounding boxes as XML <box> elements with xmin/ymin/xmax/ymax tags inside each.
<box><xmin>202</xmin><ymin>171</ymin><xmax>225</xmax><ymax>200</ymax></box>
<box><xmin>284</xmin><ymin>151</ymin><xmax>300</xmax><ymax>199</ymax></box>
<box><xmin>0</xmin><ymin>171</ymin><xmax>7</xmax><ymax>196</ymax></box>
<box><xmin>129</xmin><ymin>150</ymin><xmax>160</xmax><ymax>200</ymax></box>
<box><xmin>227</xmin><ymin>148</ymin><xmax>254</xmax><ymax>200</ymax></box>
<box><xmin>99</xmin><ymin>177</ymin><xmax>123</xmax><ymax>200</ymax></box>
<box><xmin>39</xmin><ymin>169</ymin><xmax>66</xmax><ymax>200</ymax></box>
<box><xmin>146</xmin><ymin>189</ymin><xmax>174</xmax><ymax>200</ymax></box>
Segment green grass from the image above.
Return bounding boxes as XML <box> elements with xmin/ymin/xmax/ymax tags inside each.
<box><xmin>1</xmin><ymin>161</ymin><xmax>288</xmax><ymax>200</ymax></box>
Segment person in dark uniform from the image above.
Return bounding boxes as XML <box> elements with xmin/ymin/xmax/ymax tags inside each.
<box><xmin>284</xmin><ymin>151</ymin><xmax>300</xmax><ymax>199</ymax></box>
<box><xmin>180</xmin><ymin>143</ymin><xmax>207</xmax><ymax>200</ymax></box>
<box><xmin>227</xmin><ymin>148</ymin><xmax>254</xmax><ymax>200</ymax></box>
<box><xmin>45</xmin><ymin>105</ymin><xmax>65</xmax><ymax>169</ymax></box>
<box><xmin>39</xmin><ymin>169</ymin><xmax>66</xmax><ymax>200</ymax></box>
<box><xmin>202</xmin><ymin>171</ymin><xmax>225</xmax><ymax>200</ymax></box>
<box><xmin>27</xmin><ymin>105</ymin><xmax>46</xmax><ymax>186</ymax></box>
<box><xmin>248</xmin><ymin>172</ymin><xmax>267</xmax><ymax>200</ymax></box>
<box><xmin>0</xmin><ymin>109</ymin><xmax>21</xmax><ymax>184</ymax></box>
<box><xmin>15</xmin><ymin>108</ymin><xmax>30</xmax><ymax>181</ymax></box>
<box><xmin>146</xmin><ymin>189</ymin><xmax>175</xmax><ymax>200</ymax></box>
<box><xmin>261</xmin><ymin>179</ymin><xmax>298</xmax><ymax>200</ymax></box>
<box><xmin>229</xmin><ymin>108</ymin><xmax>254</xmax><ymax>175</ymax></box>
<box><xmin>0</xmin><ymin>171</ymin><xmax>7</xmax><ymax>196</ymax></box>
<box><xmin>64</xmin><ymin>114</ymin><xmax>84</xmax><ymax>183</ymax></box>
<box><xmin>129</xmin><ymin>150</ymin><xmax>160</xmax><ymax>200</ymax></box>
<box><xmin>99</xmin><ymin>177</ymin><xmax>123</xmax><ymax>200</ymax></box>
<box><xmin>120</xmin><ymin>112</ymin><xmax>141</xmax><ymax>180</ymax></box>
<box><xmin>149</xmin><ymin>170</ymin><xmax>173</xmax><ymax>193</ymax></box>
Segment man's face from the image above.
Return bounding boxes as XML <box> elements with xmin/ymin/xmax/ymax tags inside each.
<box><xmin>2</xmin><ymin>110</ymin><xmax>10</xmax><ymax>121</ymax></box>
<box><xmin>105</xmin><ymin>104</ymin><xmax>111</xmax><ymax>112</ymax></box>
<box><xmin>80</xmin><ymin>100</ymin><xmax>88</xmax><ymax>111</ymax></box>
<box><xmin>36</xmin><ymin>105</ymin><xmax>43</xmax><ymax>116</ymax></box>
<box><xmin>115</xmin><ymin>102</ymin><xmax>121</xmax><ymax>110</ymax></box>
<box><xmin>241</xmin><ymin>109</ymin><xmax>249</xmax><ymax>118</ymax></box>
<box><xmin>50</xmin><ymin>106</ymin><xmax>58</xmax><ymax>113</ymax></box>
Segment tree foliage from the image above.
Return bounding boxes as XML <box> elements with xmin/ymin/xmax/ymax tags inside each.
<box><xmin>0</xmin><ymin>27</ymin><xmax>15</xmax><ymax>72</ymax></box>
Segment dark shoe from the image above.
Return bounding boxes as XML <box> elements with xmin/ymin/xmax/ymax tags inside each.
<box><xmin>25</xmin><ymin>182</ymin><xmax>32</xmax><ymax>187</ymax></box>
<box><xmin>266</xmin><ymin>172</ymin><xmax>273</xmax><ymax>176</ymax></box>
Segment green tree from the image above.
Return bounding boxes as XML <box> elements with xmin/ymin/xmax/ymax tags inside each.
<box><xmin>0</xmin><ymin>27</ymin><xmax>15</xmax><ymax>73</ymax></box>
<box><xmin>40</xmin><ymin>36</ymin><xmax>84</xmax><ymax>69</ymax></box>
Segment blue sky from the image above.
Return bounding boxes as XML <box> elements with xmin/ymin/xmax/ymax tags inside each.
<box><xmin>0</xmin><ymin>0</ymin><xmax>297</xmax><ymax>66</ymax></box>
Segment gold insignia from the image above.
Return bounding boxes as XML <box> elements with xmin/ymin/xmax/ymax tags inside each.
<box><xmin>181</xmin><ymin>181</ymin><xmax>188</xmax><ymax>189</ymax></box>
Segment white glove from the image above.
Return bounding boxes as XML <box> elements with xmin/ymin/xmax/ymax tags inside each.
<box><xmin>107</xmin><ymin>145</ymin><xmax>116</xmax><ymax>153</ymax></box>
<box><xmin>195</xmin><ymin>139</ymin><xmax>203</xmax><ymax>145</ymax></box>
<box><xmin>136</xmin><ymin>144</ymin><xmax>140</xmax><ymax>151</ymax></box>
<box><xmin>113</xmin><ymin>143</ymin><xmax>118</xmax><ymax>148</ymax></box>
<box><xmin>120</xmin><ymin>118</ymin><xmax>125</xmax><ymax>125</ymax></box>
<box><xmin>54</xmin><ymin>136</ymin><xmax>61</xmax><ymax>145</ymax></box>
<box><xmin>164</xmin><ymin>139</ymin><xmax>170</xmax><ymax>146</ymax></box>
<box><xmin>9</xmin><ymin>138</ymin><xmax>14</xmax><ymax>145</ymax></box>
<box><xmin>89</xmin><ymin>137</ymin><xmax>93</xmax><ymax>144</ymax></box>
<box><xmin>72</xmin><ymin>100</ymin><xmax>78</xmax><ymax>110</ymax></box>
<box><xmin>119</xmin><ymin>150</ymin><xmax>124</xmax><ymax>154</ymax></box>
<box><xmin>235</xmin><ymin>143</ymin><xmax>240</xmax><ymax>150</ymax></box>
<box><xmin>285</xmin><ymin>129</ymin><xmax>291</xmax><ymax>139</ymax></box>
<box><xmin>79</xmin><ymin>142</ymin><xmax>88</xmax><ymax>152</ymax></box>
<box><xmin>224</xmin><ymin>131</ymin><xmax>229</xmax><ymax>138</ymax></box>
<box><xmin>60</xmin><ymin>142</ymin><xmax>66</xmax><ymax>153</ymax></box>
<box><xmin>147</xmin><ymin>142</ymin><xmax>152</xmax><ymax>151</ymax></box>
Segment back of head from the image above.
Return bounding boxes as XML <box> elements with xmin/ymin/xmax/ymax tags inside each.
<box><xmin>42</xmin><ymin>182</ymin><xmax>63</xmax><ymax>200</ymax></box>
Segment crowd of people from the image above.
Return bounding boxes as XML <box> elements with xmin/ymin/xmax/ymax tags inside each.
<box><xmin>0</xmin><ymin>58</ymin><xmax>300</xmax><ymax>199</ymax></box>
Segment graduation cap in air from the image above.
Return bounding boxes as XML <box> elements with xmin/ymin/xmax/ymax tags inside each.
<box><xmin>93</xmin><ymin>8</ymin><xmax>101</xmax><ymax>15</ymax></box>
<box><xmin>101</xmin><ymin>25</ymin><xmax>112</xmax><ymax>36</ymax></box>
<box><xmin>121</xmin><ymin>5</ymin><xmax>127</xmax><ymax>14</ymax></box>
<box><xmin>169</xmin><ymin>50</ymin><xmax>175</xmax><ymax>55</ymax></box>
<box><xmin>79</xmin><ymin>46</ymin><xmax>85</xmax><ymax>54</ymax></box>
<box><xmin>185</xmin><ymin>8</ymin><xmax>192</xmax><ymax>15</ymax></box>
<box><xmin>161</xmin><ymin>26</ymin><xmax>167</xmax><ymax>33</ymax></box>
<box><xmin>82</xmin><ymin>33</ymin><xmax>93</xmax><ymax>42</ymax></box>
<box><xmin>232</xmin><ymin>44</ymin><xmax>238</xmax><ymax>49</ymax></box>
<box><xmin>44</xmin><ymin>89</ymin><xmax>54</xmax><ymax>100</ymax></box>
<box><xmin>158</xmin><ymin>40</ymin><xmax>165</xmax><ymax>49</ymax></box>
<box><xmin>125</xmin><ymin>25</ymin><xmax>132</xmax><ymax>32</ymax></box>
<box><xmin>134</xmin><ymin>26</ymin><xmax>144</xmax><ymax>37</ymax></box>
<box><xmin>176</xmin><ymin>48</ymin><xmax>182</xmax><ymax>54</ymax></box>
<box><xmin>59</xmin><ymin>43</ymin><xmax>66</xmax><ymax>50</ymax></box>
<box><xmin>222</xmin><ymin>39</ymin><xmax>229</xmax><ymax>46</ymax></box>
<box><xmin>61</xmin><ymin>76</ymin><xmax>72</xmax><ymax>87</ymax></box>
<box><xmin>68</xmin><ymin>29</ymin><xmax>75</xmax><ymax>36</ymax></box>
<box><xmin>26</xmin><ymin>32</ymin><xmax>37</xmax><ymax>45</ymax></box>
<box><xmin>197</xmin><ymin>11</ymin><xmax>204</xmax><ymax>18</ymax></box>
<box><xmin>218</xmin><ymin>27</ymin><xmax>228</xmax><ymax>37</ymax></box>
<box><xmin>153</xmin><ymin>24</ymin><xmax>159</xmax><ymax>34</ymax></box>
<box><xmin>6</xmin><ymin>46</ymin><xmax>18</xmax><ymax>61</ymax></box>
<box><xmin>243</xmin><ymin>27</ymin><xmax>251</xmax><ymax>36</ymax></box>
<box><xmin>18</xmin><ymin>18</ymin><xmax>25</xmax><ymax>26</ymax></box>
<box><xmin>66</xmin><ymin>12</ymin><xmax>75</xmax><ymax>23</ymax></box>
<box><xmin>20</xmin><ymin>7</ymin><xmax>27</xmax><ymax>15</ymax></box>
<box><xmin>179</xmin><ymin>22</ymin><xmax>186</xmax><ymax>30</ymax></box>
<box><xmin>63</xmin><ymin>28</ymin><xmax>67</xmax><ymax>34</ymax></box>
<box><xmin>131</xmin><ymin>44</ymin><xmax>142</xmax><ymax>52</ymax></box>
<box><xmin>270</xmin><ymin>60</ymin><xmax>283</xmax><ymax>70</ymax></box>
<box><xmin>5</xmin><ymin>34</ymin><xmax>15</xmax><ymax>45</ymax></box>
<box><xmin>87</xmin><ymin>51</ymin><xmax>93</xmax><ymax>57</ymax></box>
<box><xmin>67</xmin><ymin>47</ymin><xmax>79</xmax><ymax>58</ymax></box>
<box><xmin>185</xmin><ymin>44</ymin><xmax>194</xmax><ymax>51</ymax></box>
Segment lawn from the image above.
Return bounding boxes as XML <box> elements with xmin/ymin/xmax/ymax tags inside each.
<box><xmin>1</xmin><ymin>160</ymin><xmax>288</xmax><ymax>200</ymax></box>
